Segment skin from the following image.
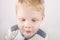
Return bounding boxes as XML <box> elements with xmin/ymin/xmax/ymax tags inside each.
<box><xmin>16</xmin><ymin>4</ymin><xmax>44</xmax><ymax>38</ymax></box>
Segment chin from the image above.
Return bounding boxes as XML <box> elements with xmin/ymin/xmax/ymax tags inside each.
<box><xmin>24</xmin><ymin>33</ymin><xmax>33</xmax><ymax>38</ymax></box>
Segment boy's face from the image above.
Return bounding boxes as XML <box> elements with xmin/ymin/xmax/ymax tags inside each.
<box><xmin>16</xmin><ymin>5</ymin><xmax>43</xmax><ymax>38</ymax></box>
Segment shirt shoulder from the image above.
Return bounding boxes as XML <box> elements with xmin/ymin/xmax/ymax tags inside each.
<box><xmin>5</xmin><ymin>25</ymin><xmax>19</xmax><ymax>40</ymax></box>
<box><xmin>36</xmin><ymin>29</ymin><xmax>48</xmax><ymax>40</ymax></box>
<box><xmin>11</xmin><ymin>24</ymin><xmax>19</xmax><ymax>31</ymax></box>
<box><xmin>37</xmin><ymin>29</ymin><xmax>46</xmax><ymax>38</ymax></box>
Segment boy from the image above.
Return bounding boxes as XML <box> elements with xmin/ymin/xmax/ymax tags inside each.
<box><xmin>5</xmin><ymin>0</ymin><xmax>48</xmax><ymax>40</ymax></box>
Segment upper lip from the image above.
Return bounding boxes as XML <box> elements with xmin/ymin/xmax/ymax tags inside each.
<box><xmin>26</xmin><ymin>30</ymin><xmax>31</xmax><ymax>31</ymax></box>
<box><xmin>24</xmin><ymin>29</ymin><xmax>32</xmax><ymax>31</ymax></box>
<box><xmin>25</xmin><ymin>30</ymin><xmax>31</xmax><ymax>31</ymax></box>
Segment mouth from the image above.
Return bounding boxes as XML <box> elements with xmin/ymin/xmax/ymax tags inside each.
<box><xmin>25</xmin><ymin>30</ymin><xmax>31</xmax><ymax>33</ymax></box>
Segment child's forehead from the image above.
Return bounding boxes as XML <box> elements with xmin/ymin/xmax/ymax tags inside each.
<box><xmin>16</xmin><ymin>4</ymin><xmax>43</xmax><ymax>19</ymax></box>
<box><xmin>17</xmin><ymin>6</ymin><xmax>42</xmax><ymax>19</ymax></box>
<box><xmin>17</xmin><ymin>3</ymin><xmax>42</xmax><ymax>12</ymax></box>
<box><xmin>17</xmin><ymin>6</ymin><xmax>42</xmax><ymax>16</ymax></box>
<box><xmin>17</xmin><ymin>4</ymin><xmax>42</xmax><ymax>14</ymax></box>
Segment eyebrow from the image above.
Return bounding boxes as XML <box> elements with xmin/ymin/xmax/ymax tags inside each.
<box><xmin>17</xmin><ymin>18</ymin><xmax>25</xmax><ymax>19</ymax></box>
<box><xmin>32</xmin><ymin>18</ymin><xmax>39</xmax><ymax>20</ymax></box>
<box><xmin>17</xmin><ymin>18</ymin><xmax>39</xmax><ymax>20</ymax></box>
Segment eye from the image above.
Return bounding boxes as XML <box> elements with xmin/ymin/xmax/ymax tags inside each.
<box><xmin>32</xmin><ymin>19</ymin><xmax>37</xmax><ymax>22</ymax></box>
<box><xmin>21</xmin><ymin>19</ymin><xmax>25</xmax><ymax>21</ymax></box>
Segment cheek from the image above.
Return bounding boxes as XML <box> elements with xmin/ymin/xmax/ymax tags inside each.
<box><xmin>34</xmin><ymin>25</ymin><xmax>39</xmax><ymax>29</ymax></box>
<box><xmin>32</xmin><ymin>21</ymin><xmax>42</xmax><ymax>31</ymax></box>
<box><xmin>17</xmin><ymin>20</ymin><xmax>24</xmax><ymax>30</ymax></box>
<box><xmin>17</xmin><ymin>19</ymin><xmax>24</xmax><ymax>25</ymax></box>
<box><xmin>32</xmin><ymin>25</ymin><xmax>39</xmax><ymax>34</ymax></box>
<box><xmin>32</xmin><ymin>23</ymin><xmax>40</xmax><ymax>30</ymax></box>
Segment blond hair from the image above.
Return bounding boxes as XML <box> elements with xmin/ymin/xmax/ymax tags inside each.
<box><xmin>16</xmin><ymin>0</ymin><xmax>45</xmax><ymax>16</ymax></box>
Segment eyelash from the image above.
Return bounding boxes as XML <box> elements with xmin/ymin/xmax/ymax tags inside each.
<box><xmin>21</xmin><ymin>19</ymin><xmax>37</xmax><ymax>22</ymax></box>
<box><xmin>22</xmin><ymin>19</ymin><xmax>25</xmax><ymax>21</ymax></box>
<box><xmin>32</xmin><ymin>20</ymin><xmax>37</xmax><ymax>22</ymax></box>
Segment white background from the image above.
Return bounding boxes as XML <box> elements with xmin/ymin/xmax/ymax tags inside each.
<box><xmin>0</xmin><ymin>0</ymin><xmax>60</xmax><ymax>40</ymax></box>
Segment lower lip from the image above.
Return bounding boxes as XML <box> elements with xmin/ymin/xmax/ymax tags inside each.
<box><xmin>26</xmin><ymin>31</ymin><xmax>31</xmax><ymax>33</ymax></box>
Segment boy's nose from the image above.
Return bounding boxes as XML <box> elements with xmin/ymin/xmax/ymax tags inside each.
<box><xmin>24</xmin><ymin>21</ymin><xmax>32</xmax><ymax>28</ymax></box>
